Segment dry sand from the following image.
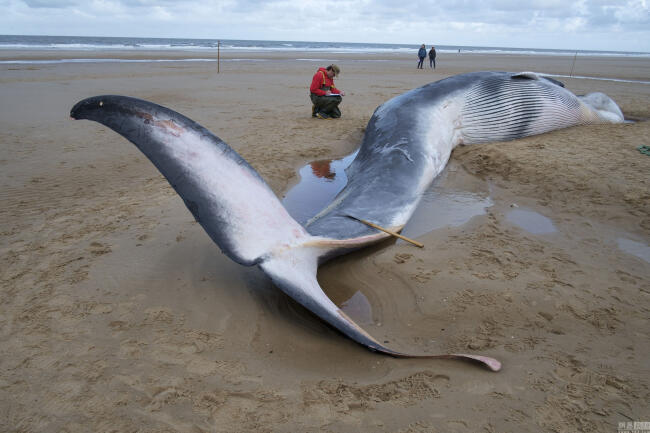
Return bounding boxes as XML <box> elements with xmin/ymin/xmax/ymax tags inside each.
<box><xmin>1</xmin><ymin>50</ymin><xmax>649</xmax><ymax>432</ymax></box>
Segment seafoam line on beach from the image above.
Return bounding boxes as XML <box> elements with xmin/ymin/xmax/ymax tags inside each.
<box><xmin>1</xmin><ymin>57</ymin><xmax>397</xmax><ymax>65</ymax></box>
<box><xmin>0</xmin><ymin>58</ymin><xmax>267</xmax><ymax>65</ymax></box>
<box><xmin>296</xmin><ymin>58</ymin><xmax>394</xmax><ymax>62</ymax></box>
<box><xmin>541</xmin><ymin>72</ymin><xmax>650</xmax><ymax>85</ymax></box>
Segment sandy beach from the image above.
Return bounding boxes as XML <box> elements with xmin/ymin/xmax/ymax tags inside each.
<box><xmin>1</xmin><ymin>50</ymin><xmax>649</xmax><ymax>432</ymax></box>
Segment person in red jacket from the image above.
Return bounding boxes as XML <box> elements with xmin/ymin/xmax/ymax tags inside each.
<box><xmin>309</xmin><ymin>64</ymin><xmax>345</xmax><ymax>119</ymax></box>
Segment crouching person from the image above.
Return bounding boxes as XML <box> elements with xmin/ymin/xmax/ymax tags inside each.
<box><xmin>310</xmin><ymin>64</ymin><xmax>345</xmax><ymax>119</ymax></box>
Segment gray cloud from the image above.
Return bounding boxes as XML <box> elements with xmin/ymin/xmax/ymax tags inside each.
<box><xmin>22</xmin><ymin>0</ymin><xmax>77</xmax><ymax>7</ymax></box>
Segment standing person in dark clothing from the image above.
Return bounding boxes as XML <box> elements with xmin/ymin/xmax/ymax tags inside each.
<box><xmin>309</xmin><ymin>64</ymin><xmax>345</xmax><ymax>119</ymax></box>
<box><xmin>429</xmin><ymin>46</ymin><xmax>437</xmax><ymax>69</ymax></box>
<box><xmin>417</xmin><ymin>44</ymin><xmax>426</xmax><ymax>69</ymax></box>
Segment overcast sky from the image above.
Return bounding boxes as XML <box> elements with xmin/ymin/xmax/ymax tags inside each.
<box><xmin>1</xmin><ymin>0</ymin><xmax>649</xmax><ymax>52</ymax></box>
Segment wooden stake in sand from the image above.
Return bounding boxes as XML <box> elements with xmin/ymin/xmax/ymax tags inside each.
<box><xmin>570</xmin><ymin>51</ymin><xmax>577</xmax><ymax>77</ymax></box>
<box><xmin>347</xmin><ymin>215</ymin><xmax>424</xmax><ymax>248</ymax></box>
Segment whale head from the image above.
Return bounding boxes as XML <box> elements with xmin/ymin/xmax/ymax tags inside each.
<box><xmin>578</xmin><ymin>92</ymin><xmax>625</xmax><ymax>123</ymax></box>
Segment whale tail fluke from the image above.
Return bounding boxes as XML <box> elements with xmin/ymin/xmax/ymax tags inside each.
<box><xmin>71</xmin><ymin>95</ymin><xmax>501</xmax><ymax>371</ymax></box>
<box><xmin>70</xmin><ymin>95</ymin><xmax>311</xmax><ymax>267</ymax></box>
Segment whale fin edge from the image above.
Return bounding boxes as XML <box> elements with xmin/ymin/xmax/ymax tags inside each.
<box><xmin>260</xmin><ymin>245</ymin><xmax>501</xmax><ymax>372</ymax></box>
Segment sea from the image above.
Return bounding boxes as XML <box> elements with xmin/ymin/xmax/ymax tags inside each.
<box><xmin>1</xmin><ymin>34</ymin><xmax>649</xmax><ymax>61</ymax></box>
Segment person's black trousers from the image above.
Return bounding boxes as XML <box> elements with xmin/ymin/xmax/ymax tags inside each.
<box><xmin>310</xmin><ymin>93</ymin><xmax>342</xmax><ymax>118</ymax></box>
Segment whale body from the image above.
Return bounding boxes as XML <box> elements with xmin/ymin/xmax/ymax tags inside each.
<box><xmin>70</xmin><ymin>71</ymin><xmax>624</xmax><ymax>372</ymax></box>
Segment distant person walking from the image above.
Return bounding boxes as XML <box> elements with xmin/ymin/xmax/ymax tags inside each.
<box><xmin>417</xmin><ymin>44</ymin><xmax>426</xmax><ymax>69</ymax></box>
<box><xmin>309</xmin><ymin>64</ymin><xmax>345</xmax><ymax>119</ymax></box>
<box><xmin>429</xmin><ymin>46</ymin><xmax>437</xmax><ymax>69</ymax></box>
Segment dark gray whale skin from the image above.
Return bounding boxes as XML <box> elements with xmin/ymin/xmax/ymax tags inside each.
<box><xmin>306</xmin><ymin>71</ymin><xmax>623</xmax><ymax>241</ymax></box>
<box><xmin>305</xmin><ymin>74</ymin><xmax>465</xmax><ymax>240</ymax></box>
<box><xmin>70</xmin><ymin>72</ymin><xmax>624</xmax><ymax>372</ymax></box>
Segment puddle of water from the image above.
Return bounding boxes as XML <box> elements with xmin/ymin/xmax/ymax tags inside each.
<box><xmin>284</xmin><ymin>155</ymin><xmax>492</xmax><ymax>238</ymax></box>
<box><xmin>617</xmin><ymin>238</ymin><xmax>650</xmax><ymax>263</ymax></box>
<box><xmin>340</xmin><ymin>290</ymin><xmax>374</xmax><ymax>325</ymax></box>
<box><xmin>400</xmin><ymin>165</ymin><xmax>492</xmax><ymax>239</ymax></box>
<box><xmin>282</xmin><ymin>151</ymin><xmax>357</xmax><ymax>225</ymax></box>
<box><xmin>506</xmin><ymin>208</ymin><xmax>557</xmax><ymax>234</ymax></box>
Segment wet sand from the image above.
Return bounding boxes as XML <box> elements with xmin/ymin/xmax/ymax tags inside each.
<box><xmin>1</xmin><ymin>50</ymin><xmax>649</xmax><ymax>432</ymax></box>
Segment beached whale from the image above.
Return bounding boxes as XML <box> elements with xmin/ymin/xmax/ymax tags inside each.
<box><xmin>70</xmin><ymin>71</ymin><xmax>624</xmax><ymax>372</ymax></box>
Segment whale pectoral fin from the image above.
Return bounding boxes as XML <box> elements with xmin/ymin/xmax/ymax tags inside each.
<box><xmin>260</xmin><ymin>246</ymin><xmax>501</xmax><ymax>372</ymax></box>
<box><xmin>71</xmin><ymin>95</ymin><xmax>309</xmax><ymax>266</ymax></box>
